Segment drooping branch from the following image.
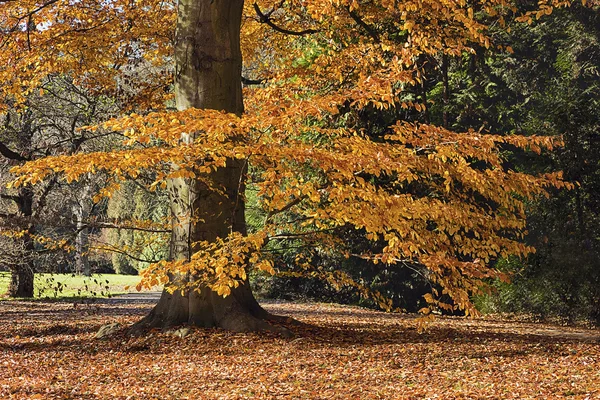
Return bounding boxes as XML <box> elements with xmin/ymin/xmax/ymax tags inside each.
<box><xmin>253</xmin><ymin>3</ymin><xmax>319</xmax><ymax>36</ymax></box>
<box><xmin>43</xmin><ymin>218</ymin><xmax>171</xmax><ymax>235</ymax></box>
<box><xmin>268</xmin><ymin>227</ymin><xmax>339</xmax><ymax>241</ymax></box>
<box><xmin>90</xmin><ymin>242</ymin><xmax>163</xmax><ymax>264</ymax></box>
<box><xmin>242</xmin><ymin>76</ymin><xmax>266</xmax><ymax>85</ymax></box>
<box><xmin>15</xmin><ymin>0</ymin><xmax>61</xmax><ymax>20</ymax></box>
<box><xmin>84</xmin><ymin>222</ymin><xmax>171</xmax><ymax>234</ymax></box>
<box><xmin>0</xmin><ymin>141</ymin><xmax>27</xmax><ymax>161</ymax></box>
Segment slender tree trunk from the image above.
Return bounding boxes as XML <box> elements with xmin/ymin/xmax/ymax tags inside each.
<box><xmin>74</xmin><ymin>217</ymin><xmax>90</xmax><ymax>276</ymax></box>
<box><xmin>7</xmin><ymin>187</ymin><xmax>35</xmax><ymax>298</ymax></box>
<box><xmin>73</xmin><ymin>182</ymin><xmax>93</xmax><ymax>276</ymax></box>
<box><xmin>131</xmin><ymin>0</ymin><xmax>290</xmax><ymax>336</ymax></box>
<box><xmin>442</xmin><ymin>52</ymin><xmax>449</xmax><ymax>130</ymax></box>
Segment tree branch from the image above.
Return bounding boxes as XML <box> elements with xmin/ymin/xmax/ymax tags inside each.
<box><xmin>0</xmin><ymin>141</ymin><xmax>27</xmax><ymax>161</ymax></box>
<box><xmin>32</xmin><ymin>176</ymin><xmax>58</xmax><ymax>219</ymax></box>
<box><xmin>264</xmin><ymin>195</ymin><xmax>307</xmax><ymax>225</ymax></box>
<box><xmin>242</xmin><ymin>76</ymin><xmax>266</xmax><ymax>85</ymax></box>
<box><xmin>90</xmin><ymin>243</ymin><xmax>163</xmax><ymax>264</ymax></box>
<box><xmin>0</xmin><ymin>193</ymin><xmax>20</xmax><ymax>203</ymax></box>
<box><xmin>347</xmin><ymin>8</ymin><xmax>380</xmax><ymax>43</ymax></box>
<box><xmin>268</xmin><ymin>227</ymin><xmax>338</xmax><ymax>241</ymax></box>
<box><xmin>253</xmin><ymin>3</ymin><xmax>319</xmax><ymax>36</ymax></box>
<box><xmin>17</xmin><ymin>0</ymin><xmax>61</xmax><ymax>20</ymax></box>
<box><xmin>85</xmin><ymin>222</ymin><xmax>171</xmax><ymax>234</ymax></box>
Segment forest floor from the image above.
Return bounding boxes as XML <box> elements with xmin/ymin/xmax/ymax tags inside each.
<box><xmin>1</xmin><ymin>298</ymin><xmax>599</xmax><ymax>399</ymax></box>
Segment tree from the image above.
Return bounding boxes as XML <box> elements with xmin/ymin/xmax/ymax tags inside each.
<box><xmin>128</xmin><ymin>0</ymin><xmax>297</xmax><ymax>334</ymax></box>
<box><xmin>2</xmin><ymin>0</ymin><xmax>580</xmax><ymax>330</ymax></box>
<box><xmin>0</xmin><ymin>76</ymin><xmax>118</xmax><ymax>296</ymax></box>
<box><xmin>106</xmin><ymin>182</ymin><xmax>170</xmax><ymax>275</ymax></box>
<box><xmin>0</xmin><ymin>103</ymin><xmax>37</xmax><ymax>296</ymax></box>
<box><xmin>0</xmin><ymin>0</ymin><xmax>171</xmax><ymax>296</ymax></box>
<box><xmin>515</xmin><ymin>5</ymin><xmax>600</xmax><ymax>324</ymax></box>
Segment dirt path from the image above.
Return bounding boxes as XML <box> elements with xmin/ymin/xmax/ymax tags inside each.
<box><xmin>96</xmin><ymin>291</ymin><xmax>162</xmax><ymax>304</ymax></box>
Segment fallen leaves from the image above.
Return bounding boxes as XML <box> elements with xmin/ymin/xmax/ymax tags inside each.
<box><xmin>0</xmin><ymin>300</ymin><xmax>599</xmax><ymax>399</ymax></box>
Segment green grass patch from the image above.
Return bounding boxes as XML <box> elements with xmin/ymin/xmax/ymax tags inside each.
<box><xmin>0</xmin><ymin>272</ymin><xmax>150</xmax><ymax>300</ymax></box>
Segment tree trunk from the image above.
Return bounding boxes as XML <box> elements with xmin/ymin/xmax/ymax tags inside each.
<box><xmin>8</xmin><ymin>264</ymin><xmax>34</xmax><ymax>297</ymax></box>
<box><xmin>7</xmin><ymin>187</ymin><xmax>35</xmax><ymax>298</ymax></box>
<box><xmin>74</xmin><ymin>216</ymin><xmax>90</xmax><ymax>276</ymax></box>
<box><xmin>131</xmin><ymin>0</ymin><xmax>290</xmax><ymax>336</ymax></box>
<box><xmin>73</xmin><ymin>181</ymin><xmax>93</xmax><ymax>276</ymax></box>
<box><xmin>442</xmin><ymin>52</ymin><xmax>449</xmax><ymax>130</ymax></box>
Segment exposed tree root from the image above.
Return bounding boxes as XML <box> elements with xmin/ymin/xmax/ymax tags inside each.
<box><xmin>128</xmin><ymin>283</ymin><xmax>295</xmax><ymax>338</ymax></box>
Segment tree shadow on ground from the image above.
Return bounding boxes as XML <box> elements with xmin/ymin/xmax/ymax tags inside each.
<box><xmin>11</xmin><ymin>323</ymin><xmax>101</xmax><ymax>338</ymax></box>
<box><xmin>0</xmin><ymin>300</ymin><xmax>597</xmax><ymax>362</ymax></box>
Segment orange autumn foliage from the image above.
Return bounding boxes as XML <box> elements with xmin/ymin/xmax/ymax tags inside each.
<box><xmin>1</xmin><ymin>0</ymin><xmax>581</xmax><ymax>315</ymax></box>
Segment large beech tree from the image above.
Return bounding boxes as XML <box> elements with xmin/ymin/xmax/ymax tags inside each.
<box><xmin>1</xmin><ymin>0</ymin><xmax>583</xmax><ymax>332</ymax></box>
<box><xmin>130</xmin><ymin>0</ymin><xmax>289</xmax><ymax>333</ymax></box>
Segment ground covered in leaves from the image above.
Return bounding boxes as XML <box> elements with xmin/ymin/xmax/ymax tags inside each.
<box><xmin>1</xmin><ymin>299</ymin><xmax>599</xmax><ymax>399</ymax></box>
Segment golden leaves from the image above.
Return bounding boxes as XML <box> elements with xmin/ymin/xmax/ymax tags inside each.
<box><xmin>1</xmin><ymin>0</ymin><xmax>581</xmax><ymax>315</ymax></box>
<box><xmin>137</xmin><ymin>232</ymin><xmax>270</xmax><ymax>297</ymax></box>
<box><xmin>0</xmin><ymin>0</ymin><xmax>175</xmax><ymax>109</ymax></box>
<box><xmin>10</xmin><ymin>96</ymin><xmax>570</xmax><ymax>314</ymax></box>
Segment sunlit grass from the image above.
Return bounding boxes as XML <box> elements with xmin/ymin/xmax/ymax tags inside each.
<box><xmin>0</xmin><ymin>272</ymin><xmax>148</xmax><ymax>299</ymax></box>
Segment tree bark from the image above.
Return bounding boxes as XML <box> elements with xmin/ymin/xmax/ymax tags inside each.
<box><xmin>131</xmin><ymin>0</ymin><xmax>290</xmax><ymax>336</ymax></box>
<box><xmin>442</xmin><ymin>52</ymin><xmax>449</xmax><ymax>130</ymax></box>
<box><xmin>6</xmin><ymin>187</ymin><xmax>35</xmax><ymax>298</ymax></box>
<box><xmin>73</xmin><ymin>181</ymin><xmax>93</xmax><ymax>276</ymax></box>
<box><xmin>7</xmin><ymin>262</ymin><xmax>34</xmax><ymax>298</ymax></box>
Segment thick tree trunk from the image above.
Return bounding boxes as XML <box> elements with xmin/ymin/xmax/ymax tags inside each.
<box><xmin>7</xmin><ymin>187</ymin><xmax>35</xmax><ymax>298</ymax></box>
<box><xmin>131</xmin><ymin>0</ymin><xmax>290</xmax><ymax>336</ymax></box>
<box><xmin>7</xmin><ymin>258</ymin><xmax>34</xmax><ymax>298</ymax></box>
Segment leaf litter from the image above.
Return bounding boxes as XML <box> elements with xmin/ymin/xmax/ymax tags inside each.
<box><xmin>0</xmin><ymin>300</ymin><xmax>599</xmax><ymax>399</ymax></box>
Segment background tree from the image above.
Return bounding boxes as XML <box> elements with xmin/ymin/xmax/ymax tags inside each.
<box><xmin>0</xmin><ymin>76</ymin><xmax>118</xmax><ymax>296</ymax></box>
<box><xmin>106</xmin><ymin>181</ymin><xmax>170</xmax><ymax>275</ymax></box>
<box><xmin>0</xmin><ymin>0</ymin><xmax>174</xmax><ymax>293</ymax></box>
